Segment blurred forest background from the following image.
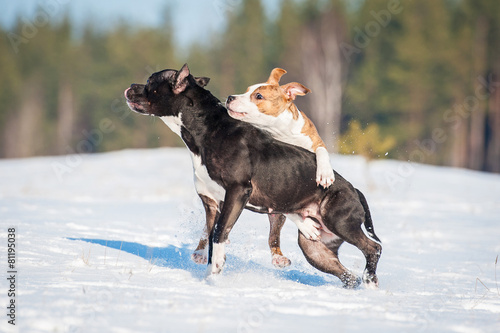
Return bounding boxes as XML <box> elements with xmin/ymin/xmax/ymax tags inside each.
<box><xmin>1</xmin><ymin>0</ymin><xmax>500</xmax><ymax>173</ymax></box>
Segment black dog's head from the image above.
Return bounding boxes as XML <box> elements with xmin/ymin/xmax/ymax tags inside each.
<box><xmin>124</xmin><ymin>64</ymin><xmax>210</xmax><ymax>117</ymax></box>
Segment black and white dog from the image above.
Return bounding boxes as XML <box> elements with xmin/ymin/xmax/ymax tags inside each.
<box><xmin>124</xmin><ymin>64</ymin><xmax>382</xmax><ymax>288</ymax></box>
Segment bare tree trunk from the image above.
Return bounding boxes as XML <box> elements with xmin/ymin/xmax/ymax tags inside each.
<box><xmin>220</xmin><ymin>54</ymin><xmax>235</xmax><ymax>99</ymax></box>
<box><xmin>469</xmin><ymin>106</ymin><xmax>486</xmax><ymax>170</ymax></box>
<box><xmin>469</xmin><ymin>16</ymin><xmax>489</xmax><ymax>170</ymax></box>
<box><xmin>2</xmin><ymin>110</ymin><xmax>17</xmax><ymax>158</ymax></box>
<box><xmin>57</xmin><ymin>81</ymin><xmax>75</xmax><ymax>154</ymax></box>
<box><xmin>449</xmin><ymin>105</ymin><xmax>469</xmax><ymax>168</ymax></box>
<box><xmin>301</xmin><ymin>13</ymin><xmax>344</xmax><ymax>152</ymax></box>
<box><xmin>486</xmin><ymin>73</ymin><xmax>500</xmax><ymax>172</ymax></box>
<box><xmin>3</xmin><ymin>78</ymin><xmax>44</xmax><ymax>158</ymax></box>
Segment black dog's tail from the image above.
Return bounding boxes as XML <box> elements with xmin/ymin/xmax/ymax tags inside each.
<box><xmin>356</xmin><ymin>189</ymin><xmax>381</xmax><ymax>244</ymax></box>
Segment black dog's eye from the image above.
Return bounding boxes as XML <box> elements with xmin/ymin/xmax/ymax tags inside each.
<box><xmin>255</xmin><ymin>93</ymin><xmax>264</xmax><ymax>100</ymax></box>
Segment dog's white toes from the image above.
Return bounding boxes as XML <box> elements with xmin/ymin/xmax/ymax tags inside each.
<box><xmin>208</xmin><ymin>243</ymin><xmax>226</xmax><ymax>275</ymax></box>
<box><xmin>300</xmin><ymin>229</ymin><xmax>318</xmax><ymax>241</ymax></box>
<box><xmin>298</xmin><ymin>218</ymin><xmax>321</xmax><ymax>241</ymax></box>
<box><xmin>272</xmin><ymin>254</ymin><xmax>291</xmax><ymax>268</ymax></box>
<box><xmin>309</xmin><ymin>232</ymin><xmax>321</xmax><ymax>241</ymax></box>
<box><xmin>206</xmin><ymin>264</ymin><xmax>220</xmax><ymax>277</ymax></box>
<box><xmin>363</xmin><ymin>270</ymin><xmax>379</xmax><ymax>289</ymax></box>
<box><xmin>191</xmin><ymin>250</ymin><xmax>208</xmax><ymax>265</ymax></box>
<box><xmin>317</xmin><ymin>176</ymin><xmax>333</xmax><ymax>188</ymax></box>
<box><xmin>206</xmin><ymin>261</ymin><xmax>225</xmax><ymax>276</ymax></box>
<box><xmin>317</xmin><ymin>173</ymin><xmax>335</xmax><ymax>188</ymax></box>
<box><xmin>209</xmin><ymin>260</ymin><xmax>224</xmax><ymax>275</ymax></box>
<box><xmin>326</xmin><ymin>178</ymin><xmax>334</xmax><ymax>188</ymax></box>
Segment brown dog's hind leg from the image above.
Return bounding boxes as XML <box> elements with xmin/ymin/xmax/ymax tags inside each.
<box><xmin>192</xmin><ymin>195</ymin><xmax>220</xmax><ymax>265</ymax></box>
<box><xmin>298</xmin><ymin>231</ymin><xmax>361</xmax><ymax>288</ymax></box>
<box><xmin>268</xmin><ymin>214</ymin><xmax>291</xmax><ymax>268</ymax></box>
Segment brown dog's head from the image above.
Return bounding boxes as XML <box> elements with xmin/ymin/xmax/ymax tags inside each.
<box><xmin>225</xmin><ymin>68</ymin><xmax>311</xmax><ymax>122</ymax></box>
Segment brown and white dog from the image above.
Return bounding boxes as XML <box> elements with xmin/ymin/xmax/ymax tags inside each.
<box><xmin>226</xmin><ymin>68</ymin><xmax>335</xmax><ymax>188</ymax></box>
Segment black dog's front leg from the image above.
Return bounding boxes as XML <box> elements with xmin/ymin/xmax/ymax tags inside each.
<box><xmin>191</xmin><ymin>195</ymin><xmax>221</xmax><ymax>265</ymax></box>
<box><xmin>208</xmin><ymin>184</ymin><xmax>252</xmax><ymax>275</ymax></box>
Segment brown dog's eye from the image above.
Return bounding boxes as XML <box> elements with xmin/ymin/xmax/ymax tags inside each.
<box><xmin>255</xmin><ymin>93</ymin><xmax>264</xmax><ymax>100</ymax></box>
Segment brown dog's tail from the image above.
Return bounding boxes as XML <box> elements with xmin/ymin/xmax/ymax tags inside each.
<box><xmin>356</xmin><ymin>189</ymin><xmax>381</xmax><ymax>244</ymax></box>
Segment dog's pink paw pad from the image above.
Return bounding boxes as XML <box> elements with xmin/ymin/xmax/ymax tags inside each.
<box><xmin>191</xmin><ymin>250</ymin><xmax>208</xmax><ymax>265</ymax></box>
<box><xmin>272</xmin><ymin>254</ymin><xmax>291</xmax><ymax>268</ymax></box>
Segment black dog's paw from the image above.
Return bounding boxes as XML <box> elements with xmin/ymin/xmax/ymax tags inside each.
<box><xmin>363</xmin><ymin>270</ymin><xmax>379</xmax><ymax>289</ymax></box>
<box><xmin>341</xmin><ymin>272</ymin><xmax>362</xmax><ymax>289</ymax></box>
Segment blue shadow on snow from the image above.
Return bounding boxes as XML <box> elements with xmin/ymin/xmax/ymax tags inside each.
<box><xmin>68</xmin><ymin>237</ymin><xmax>331</xmax><ymax>286</ymax></box>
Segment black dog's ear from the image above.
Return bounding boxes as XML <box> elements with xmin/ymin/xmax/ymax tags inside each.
<box><xmin>194</xmin><ymin>76</ymin><xmax>210</xmax><ymax>87</ymax></box>
<box><xmin>174</xmin><ymin>63</ymin><xmax>190</xmax><ymax>94</ymax></box>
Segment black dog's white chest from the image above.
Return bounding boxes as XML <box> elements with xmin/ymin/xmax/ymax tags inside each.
<box><xmin>160</xmin><ymin>114</ymin><xmax>224</xmax><ymax>202</ymax></box>
<box><xmin>190</xmin><ymin>153</ymin><xmax>226</xmax><ymax>203</ymax></box>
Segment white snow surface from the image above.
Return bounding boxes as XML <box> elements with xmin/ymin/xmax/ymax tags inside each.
<box><xmin>1</xmin><ymin>148</ymin><xmax>499</xmax><ymax>333</ymax></box>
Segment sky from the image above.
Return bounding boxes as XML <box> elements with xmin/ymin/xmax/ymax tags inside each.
<box><xmin>0</xmin><ymin>0</ymin><xmax>282</xmax><ymax>47</ymax></box>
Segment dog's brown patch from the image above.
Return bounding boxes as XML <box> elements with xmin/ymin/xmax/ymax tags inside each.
<box><xmin>251</xmin><ymin>85</ymin><xmax>290</xmax><ymax>118</ymax></box>
<box><xmin>300</xmin><ymin>111</ymin><xmax>326</xmax><ymax>151</ymax></box>
<box><xmin>271</xmin><ymin>247</ymin><xmax>283</xmax><ymax>256</ymax></box>
<box><xmin>267</xmin><ymin>68</ymin><xmax>287</xmax><ymax>85</ymax></box>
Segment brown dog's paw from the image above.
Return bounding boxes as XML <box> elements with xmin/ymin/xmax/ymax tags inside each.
<box><xmin>272</xmin><ymin>254</ymin><xmax>291</xmax><ymax>268</ymax></box>
<box><xmin>298</xmin><ymin>218</ymin><xmax>321</xmax><ymax>241</ymax></box>
<box><xmin>191</xmin><ymin>249</ymin><xmax>208</xmax><ymax>265</ymax></box>
<box><xmin>316</xmin><ymin>169</ymin><xmax>335</xmax><ymax>188</ymax></box>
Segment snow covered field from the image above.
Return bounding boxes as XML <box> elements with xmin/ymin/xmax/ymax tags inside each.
<box><xmin>1</xmin><ymin>148</ymin><xmax>499</xmax><ymax>333</ymax></box>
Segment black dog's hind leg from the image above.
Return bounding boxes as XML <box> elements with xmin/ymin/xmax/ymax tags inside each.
<box><xmin>331</xmin><ymin>224</ymin><xmax>382</xmax><ymax>288</ymax></box>
<box><xmin>321</xmin><ymin>188</ymin><xmax>382</xmax><ymax>288</ymax></box>
<box><xmin>268</xmin><ymin>214</ymin><xmax>291</xmax><ymax>268</ymax></box>
<box><xmin>350</xmin><ymin>229</ymin><xmax>381</xmax><ymax>288</ymax></box>
<box><xmin>208</xmin><ymin>184</ymin><xmax>252</xmax><ymax>275</ymax></box>
<box><xmin>298</xmin><ymin>231</ymin><xmax>361</xmax><ymax>288</ymax></box>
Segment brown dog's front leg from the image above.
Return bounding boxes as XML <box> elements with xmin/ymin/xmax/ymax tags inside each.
<box><xmin>268</xmin><ymin>214</ymin><xmax>291</xmax><ymax>268</ymax></box>
<box><xmin>208</xmin><ymin>184</ymin><xmax>252</xmax><ymax>275</ymax></box>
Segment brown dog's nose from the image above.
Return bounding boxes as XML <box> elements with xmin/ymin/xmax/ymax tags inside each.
<box><xmin>226</xmin><ymin>95</ymin><xmax>235</xmax><ymax>104</ymax></box>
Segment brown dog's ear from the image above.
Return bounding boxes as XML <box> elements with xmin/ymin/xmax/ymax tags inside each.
<box><xmin>267</xmin><ymin>68</ymin><xmax>287</xmax><ymax>85</ymax></box>
<box><xmin>281</xmin><ymin>82</ymin><xmax>311</xmax><ymax>101</ymax></box>
<box><xmin>174</xmin><ymin>63</ymin><xmax>190</xmax><ymax>94</ymax></box>
<box><xmin>194</xmin><ymin>76</ymin><xmax>210</xmax><ymax>87</ymax></box>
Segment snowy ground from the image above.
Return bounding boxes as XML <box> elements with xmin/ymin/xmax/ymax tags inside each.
<box><xmin>0</xmin><ymin>148</ymin><xmax>499</xmax><ymax>333</ymax></box>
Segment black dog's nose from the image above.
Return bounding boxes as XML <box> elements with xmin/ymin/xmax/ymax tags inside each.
<box><xmin>226</xmin><ymin>95</ymin><xmax>235</xmax><ymax>104</ymax></box>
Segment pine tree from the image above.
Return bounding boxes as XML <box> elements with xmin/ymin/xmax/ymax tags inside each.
<box><xmin>447</xmin><ymin>0</ymin><xmax>500</xmax><ymax>171</ymax></box>
<box><xmin>216</xmin><ymin>0</ymin><xmax>268</xmax><ymax>97</ymax></box>
<box><xmin>273</xmin><ymin>0</ymin><xmax>304</xmax><ymax>78</ymax></box>
<box><xmin>345</xmin><ymin>0</ymin><xmax>455</xmax><ymax>165</ymax></box>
